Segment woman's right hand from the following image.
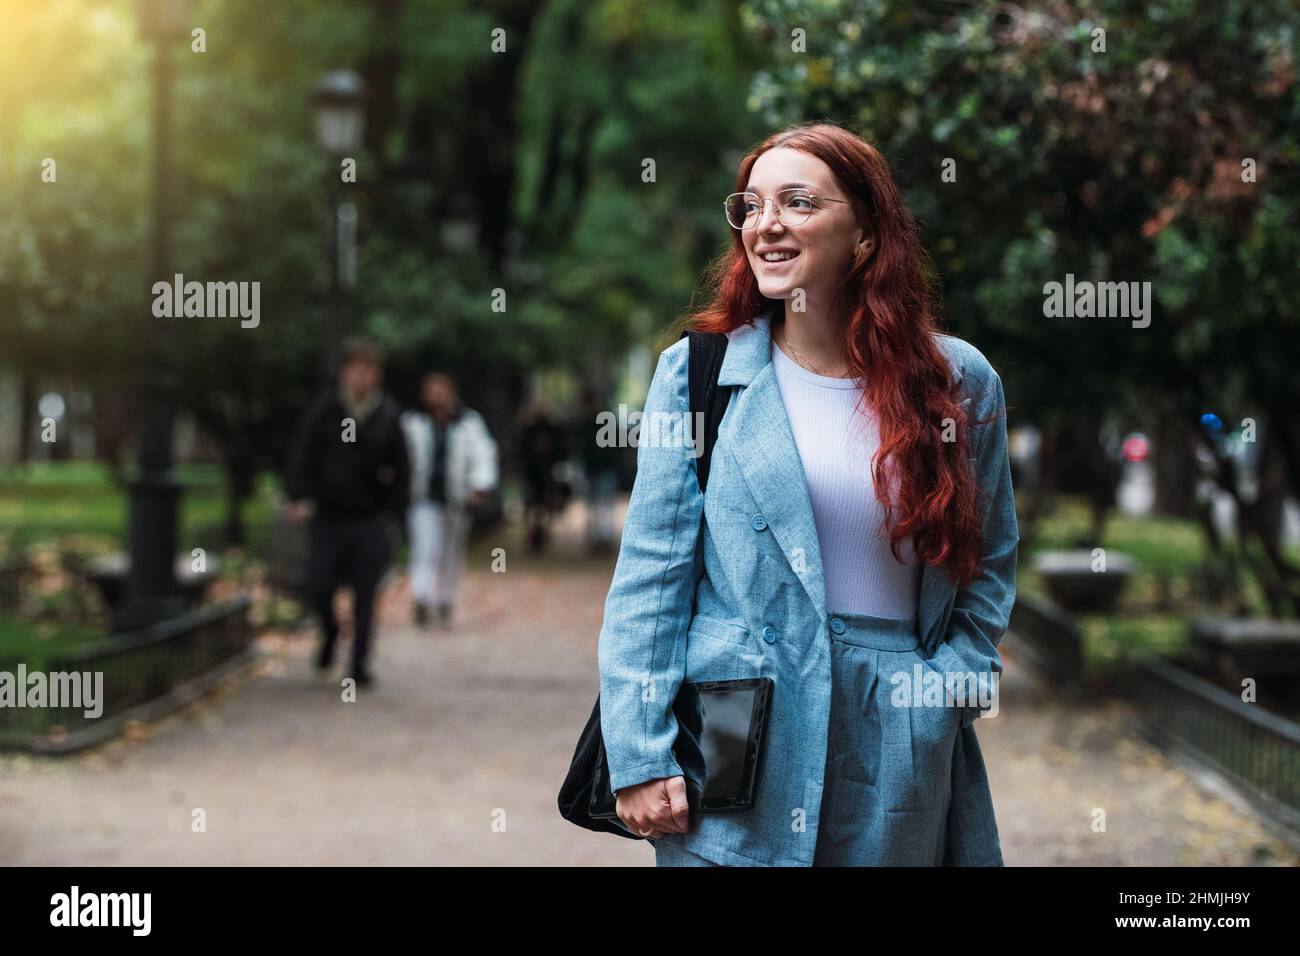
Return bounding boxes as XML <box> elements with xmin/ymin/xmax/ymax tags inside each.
<box><xmin>615</xmin><ymin>775</ymin><xmax>690</xmax><ymax>839</ymax></box>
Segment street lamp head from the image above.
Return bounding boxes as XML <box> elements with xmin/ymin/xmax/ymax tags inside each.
<box><xmin>313</xmin><ymin>69</ymin><xmax>367</xmax><ymax>156</ymax></box>
<box><xmin>136</xmin><ymin>0</ymin><xmax>194</xmax><ymax>40</ymax></box>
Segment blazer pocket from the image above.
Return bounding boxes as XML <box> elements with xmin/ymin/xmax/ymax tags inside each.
<box><xmin>686</xmin><ymin>614</ymin><xmax>750</xmax><ymax>647</ymax></box>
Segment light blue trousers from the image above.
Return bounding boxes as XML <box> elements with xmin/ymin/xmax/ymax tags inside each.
<box><xmin>655</xmin><ymin>610</ymin><xmax>957</xmax><ymax>867</ymax></box>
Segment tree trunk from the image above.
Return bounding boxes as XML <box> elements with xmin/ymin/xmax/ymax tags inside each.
<box><xmin>1152</xmin><ymin>411</ymin><xmax>1197</xmax><ymax>517</ymax></box>
<box><xmin>222</xmin><ymin>448</ymin><xmax>254</xmax><ymax>548</ymax></box>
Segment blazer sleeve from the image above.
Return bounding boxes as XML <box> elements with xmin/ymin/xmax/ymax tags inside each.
<box><xmin>927</xmin><ymin>368</ymin><xmax>1019</xmax><ymax>728</ymax></box>
<box><xmin>597</xmin><ymin>338</ymin><xmax>702</xmax><ymax>794</ymax></box>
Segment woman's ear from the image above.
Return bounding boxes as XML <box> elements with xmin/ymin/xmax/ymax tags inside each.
<box><xmin>853</xmin><ymin>233</ymin><xmax>876</xmax><ymax>265</ymax></box>
<box><xmin>853</xmin><ymin>216</ymin><xmax>876</xmax><ymax>258</ymax></box>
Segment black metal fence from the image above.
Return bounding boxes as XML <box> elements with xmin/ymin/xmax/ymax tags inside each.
<box><xmin>0</xmin><ymin>597</ymin><xmax>254</xmax><ymax>752</ymax></box>
<box><xmin>1135</xmin><ymin>654</ymin><xmax>1300</xmax><ymax>836</ymax></box>
<box><xmin>1007</xmin><ymin>590</ymin><xmax>1086</xmax><ymax>686</ymax></box>
<box><xmin>1008</xmin><ymin>589</ymin><xmax>1300</xmax><ymax>842</ymax></box>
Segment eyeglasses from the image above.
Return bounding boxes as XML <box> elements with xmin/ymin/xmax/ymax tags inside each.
<box><xmin>723</xmin><ymin>188</ymin><xmax>853</xmax><ymax>230</ymax></box>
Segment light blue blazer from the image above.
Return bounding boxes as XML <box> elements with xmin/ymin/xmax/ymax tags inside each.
<box><xmin>597</xmin><ymin>312</ymin><xmax>1019</xmax><ymax>865</ymax></box>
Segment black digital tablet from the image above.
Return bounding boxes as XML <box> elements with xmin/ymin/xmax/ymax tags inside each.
<box><xmin>589</xmin><ymin>677</ymin><xmax>773</xmax><ymax>825</ymax></box>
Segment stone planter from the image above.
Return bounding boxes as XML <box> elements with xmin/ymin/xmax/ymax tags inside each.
<box><xmin>1189</xmin><ymin>616</ymin><xmax>1300</xmax><ymax>708</ymax></box>
<box><xmin>86</xmin><ymin>552</ymin><xmax>217</xmax><ymax>611</ymax></box>
<box><xmin>1032</xmin><ymin>549</ymin><xmax>1135</xmax><ymax>613</ymax></box>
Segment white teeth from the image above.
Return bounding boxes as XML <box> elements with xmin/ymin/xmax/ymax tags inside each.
<box><xmin>762</xmin><ymin>251</ymin><xmax>796</xmax><ymax>262</ymax></box>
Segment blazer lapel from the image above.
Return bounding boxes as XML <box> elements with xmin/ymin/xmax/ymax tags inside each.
<box><xmin>715</xmin><ymin>313</ymin><xmax>827</xmax><ymax>621</ymax></box>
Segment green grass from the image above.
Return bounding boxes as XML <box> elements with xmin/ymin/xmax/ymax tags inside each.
<box><xmin>0</xmin><ymin>461</ymin><xmax>277</xmax><ymax>555</ymax></box>
<box><xmin>1076</xmin><ymin>614</ymin><xmax>1190</xmax><ymax>668</ymax></box>
<box><xmin>0</xmin><ymin>614</ymin><xmax>103</xmax><ymax>669</ymax></box>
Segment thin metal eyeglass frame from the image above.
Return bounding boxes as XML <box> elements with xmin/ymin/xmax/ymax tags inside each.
<box><xmin>723</xmin><ymin>189</ymin><xmax>854</xmax><ymax>230</ymax></box>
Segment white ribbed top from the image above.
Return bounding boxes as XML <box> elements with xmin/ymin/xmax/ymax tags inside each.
<box><xmin>770</xmin><ymin>339</ymin><xmax>921</xmax><ymax>619</ymax></box>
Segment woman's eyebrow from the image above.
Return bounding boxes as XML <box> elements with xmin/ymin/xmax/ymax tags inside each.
<box><xmin>743</xmin><ymin>180</ymin><xmax>817</xmax><ymax>192</ymax></box>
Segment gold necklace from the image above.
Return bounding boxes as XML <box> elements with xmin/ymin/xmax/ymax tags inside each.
<box><xmin>776</xmin><ymin>325</ymin><xmax>849</xmax><ymax>378</ymax></box>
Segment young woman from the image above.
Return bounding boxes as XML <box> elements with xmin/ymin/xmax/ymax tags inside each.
<box><xmin>596</xmin><ymin>122</ymin><xmax>1019</xmax><ymax>866</ymax></box>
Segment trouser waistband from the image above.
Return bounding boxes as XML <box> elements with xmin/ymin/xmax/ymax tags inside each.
<box><xmin>826</xmin><ymin>610</ymin><xmax>921</xmax><ymax>652</ymax></box>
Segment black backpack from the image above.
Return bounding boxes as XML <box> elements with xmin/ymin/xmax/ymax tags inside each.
<box><xmin>557</xmin><ymin>329</ymin><xmax>732</xmax><ymax>838</ymax></box>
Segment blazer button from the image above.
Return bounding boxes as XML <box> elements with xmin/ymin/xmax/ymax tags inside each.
<box><xmin>761</xmin><ymin>625</ymin><xmax>777</xmax><ymax>644</ymax></box>
<box><xmin>829</xmin><ymin>617</ymin><xmax>847</xmax><ymax>635</ymax></box>
<box><xmin>751</xmin><ymin>513</ymin><xmax>768</xmax><ymax>531</ymax></box>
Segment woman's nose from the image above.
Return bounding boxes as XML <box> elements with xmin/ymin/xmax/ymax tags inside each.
<box><xmin>756</xmin><ymin>201</ymin><xmax>785</xmax><ymax>234</ymax></box>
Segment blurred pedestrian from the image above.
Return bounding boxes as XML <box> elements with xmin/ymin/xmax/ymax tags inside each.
<box><xmin>519</xmin><ymin>400</ymin><xmax>569</xmax><ymax>553</ymax></box>
<box><xmin>400</xmin><ymin>371</ymin><xmax>498</xmax><ymax>629</ymax></box>
<box><xmin>286</xmin><ymin>339</ymin><xmax>409</xmax><ymax>687</ymax></box>
<box><xmin>575</xmin><ymin>387</ymin><xmax>623</xmax><ymax>553</ymax></box>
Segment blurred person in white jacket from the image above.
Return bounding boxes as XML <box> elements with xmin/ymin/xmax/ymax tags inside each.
<box><xmin>400</xmin><ymin>372</ymin><xmax>498</xmax><ymax>628</ymax></box>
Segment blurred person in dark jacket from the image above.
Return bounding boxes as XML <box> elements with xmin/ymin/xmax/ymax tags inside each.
<box><xmin>519</xmin><ymin>400</ymin><xmax>569</xmax><ymax>553</ymax></box>
<box><xmin>286</xmin><ymin>339</ymin><xmax>410</xmax><ymax>687</ymax></box>
<box><xmin>575</xmin><ymin>387</ymin><xmax>623</xmax><ymax>554</ymax></box>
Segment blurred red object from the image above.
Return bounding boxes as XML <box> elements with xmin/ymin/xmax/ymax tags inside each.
<box><xmin>1123</xmin><ymin>434</ymin><xmax>1150</xmax><ymax>462</ymax></box>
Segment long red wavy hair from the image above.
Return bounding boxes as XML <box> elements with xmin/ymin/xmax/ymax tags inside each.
<box><xmin>682</xmin><ymin>121</ymin><xmax>988</xmax><ymax>589</ymax></box>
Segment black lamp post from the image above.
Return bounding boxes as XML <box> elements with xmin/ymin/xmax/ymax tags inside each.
<box><xmin>312</xmin><ymin>70</ymin><xmax>366</xmax><ymax>382</ymax></box>
<box><xmin>114</xmin><ymin>0</ymin><xmax>192</xmax><ymax>632</ymax></box>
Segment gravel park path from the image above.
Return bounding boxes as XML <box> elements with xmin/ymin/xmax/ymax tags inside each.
<box><xmin>1</xmin><ymin>509</ymin><xmax>1296</xmax><ymax>866</ymax></box>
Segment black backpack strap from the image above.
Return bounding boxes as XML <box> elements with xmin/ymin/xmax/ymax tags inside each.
<box><xmin>681</xmin><ymin>329</ymin><xmax>731</xmax><ymax>493</ymax></box>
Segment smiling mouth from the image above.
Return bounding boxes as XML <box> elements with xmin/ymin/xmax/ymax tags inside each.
<box><xmin>758</xmin><ymin>251</ymin><xmax>800</xmax><ymax>265</ymax></box>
